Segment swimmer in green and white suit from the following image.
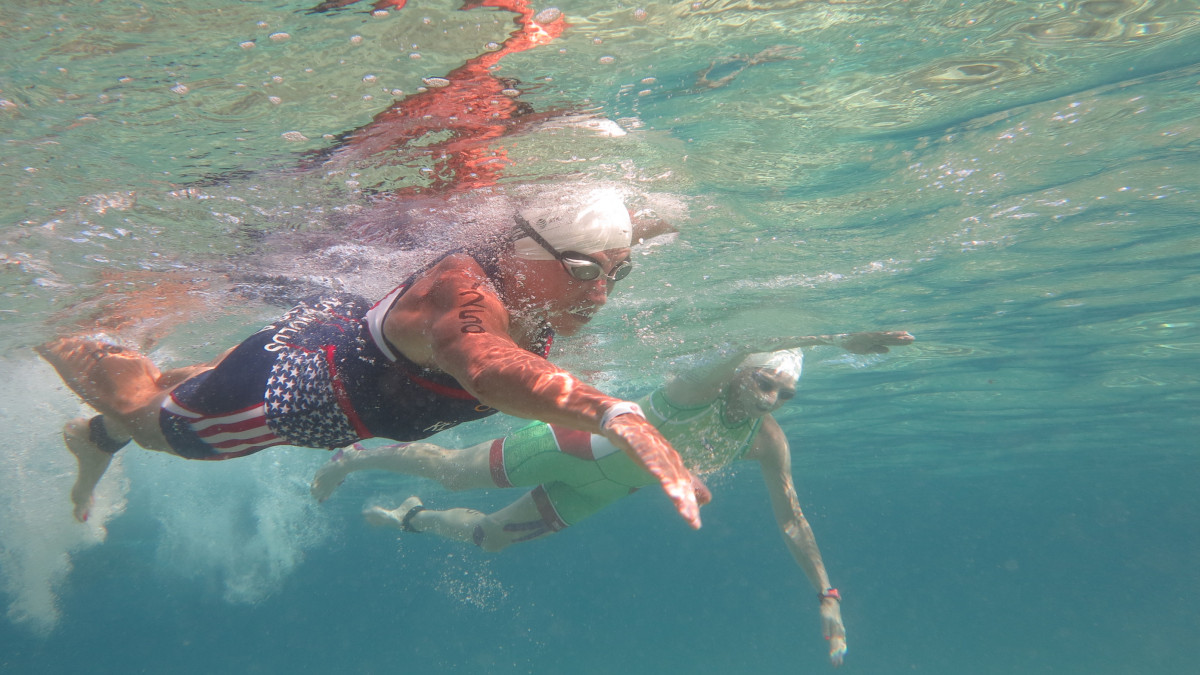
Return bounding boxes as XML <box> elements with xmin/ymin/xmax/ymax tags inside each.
<box><xmin>312</xmin><ymin>330</ymin><xmax>913</xmax><ymax>667</ymax></box>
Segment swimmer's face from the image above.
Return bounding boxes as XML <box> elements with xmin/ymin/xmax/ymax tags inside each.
<box><xmin>726</xmin><ymin>367</ymin><xmax>797</xmax><ymax>421</ymax></box>
<box><xmin>509</xmin><ymin>247</ymin><xmax>631</xmax><ymax>336</ymax></box>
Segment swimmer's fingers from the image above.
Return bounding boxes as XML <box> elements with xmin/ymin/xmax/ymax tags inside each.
<box><xmin>604</xmin><ymin>415</ymin><xmax>705</xmax><ymax>529</ymax></box>
<box><xmin>820</xmin><ymin>599</ymin><xmax>847</xmax><ymax>667</ymax></box>
<box><xmin>828</xmin><ymin>636</ymin><xmax>847</xmax><ymax>667</ymax></box>
<box><xmin>879</xmin><ymin>330</ymin><xmax>915</xmax><ymax>345</ymax></box>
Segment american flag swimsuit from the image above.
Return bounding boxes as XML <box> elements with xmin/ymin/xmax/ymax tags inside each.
<box><xmin>158</xmin><ymin>288</ymin><xmax>552</xmax><ymax>460</ymax></box>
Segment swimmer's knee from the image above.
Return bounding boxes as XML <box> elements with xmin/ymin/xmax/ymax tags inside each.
<box><xmin>473</xmin><ymin>524</ymin><xmax>510</xmax><ymax>553</ymax></box>
<box><xmin>432</xmin><ymin>447</ymin><xmax>494</xmax><ymax>492</ymax></box>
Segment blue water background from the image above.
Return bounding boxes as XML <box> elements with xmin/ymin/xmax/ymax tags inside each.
<box><xmin>2</xmin><ymin>1</ymin><xmax>1199</xmax><ymax>673</ymax></box>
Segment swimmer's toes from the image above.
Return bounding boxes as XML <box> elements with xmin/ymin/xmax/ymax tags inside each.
<box><xmin>310</xmin><ymin>476</ymin><xmax>343</xmax><ymax>503</ymax></box>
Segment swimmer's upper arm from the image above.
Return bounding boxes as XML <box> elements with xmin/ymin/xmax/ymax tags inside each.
<box><xmin>426</xmin><ymin>276</ymin><xmax>520</xmax><ymax>385</ymax></box>
<box><xmin>663</xmin><ymin>364</ymin><xmax>733</xmax><ymax>407</ymax></box>
<box><xmin>385</xmin><ymin>256</ymin><xmax>517</xmax><ymax>378</ymax></box>
<box><xmin>745</xmin><ymin>415</ymin><xmax>788</xmax><ymax>467</ymax></box>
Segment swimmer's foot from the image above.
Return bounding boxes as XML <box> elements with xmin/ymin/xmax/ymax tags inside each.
<box><xmin>310</xmin><ymin>444</ymin><xmax>362</xmax><ymax>502</ymax></box>
<box><xmin>62</xmin><ymin>417</ymin><xmax>124</xmax><ymax>523</ymax></box>
<box><xmin>36</xmin><ymin>337</ymin><xmax>164</xmax><ymax>417</ymax></box>
<box><xmin>363</xmin><ymin>496</ymin><xmax>425</xmax><ymax>532</ymax></box>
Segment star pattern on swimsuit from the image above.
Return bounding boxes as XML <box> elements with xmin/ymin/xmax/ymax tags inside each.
<box><xmin>264</xmin><ymin>347</ymin><xmax>358</xmax><ymax>448</ymax></box>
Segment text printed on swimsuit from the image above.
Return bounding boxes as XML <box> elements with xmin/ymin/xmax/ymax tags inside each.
<box><xmin>263</xmin><ymin>298</ymin><xmax>346</xmax><ymax>352</ymax></box>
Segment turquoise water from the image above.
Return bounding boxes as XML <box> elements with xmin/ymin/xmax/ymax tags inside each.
<box><xmin>2</xmin><ymin>1</ymin><xmax>1199</xmax><ymax>673</ymax></box>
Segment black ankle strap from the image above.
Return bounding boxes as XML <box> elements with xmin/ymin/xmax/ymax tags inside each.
<box><xmin>401</xmin><ymin>505</ymin><xmax>427</xmax><ymax>532</ymax></box>
<box><xmin>89</xmin><ymin>416</ymin><xmax>130</xmax><ymax>455</ymax></box>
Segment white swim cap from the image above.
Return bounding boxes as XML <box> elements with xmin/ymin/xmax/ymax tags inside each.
<box><xmin>738</xmin><ymin>348</ymin><xmax>803</xmax><ymax>384</ymax></box>
<box><xmin>513</xmin><ymin>188</ymin><xmax>633</xmax><ymax>260</ymax></box>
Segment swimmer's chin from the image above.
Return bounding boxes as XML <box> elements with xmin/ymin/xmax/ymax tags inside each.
<box><xmin>552</xmin><ymin>309</ymin><xmax>597</xmax><ymax>335</ymax></box>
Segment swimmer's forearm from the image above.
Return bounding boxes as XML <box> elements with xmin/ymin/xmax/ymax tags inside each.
<box><xmin>783</xmin><ymin>517</ymin><xmax>833</xmax><ymax>593</ymax></box>
<box><xmin>457</xmin><ymin>343</ymin><xmax>621</xmax><ymax>432</ymax></box>
<box><xmin>739</xmin><ymin>334</ymin><xmax>840</xmax><ymax>352</ymax></box>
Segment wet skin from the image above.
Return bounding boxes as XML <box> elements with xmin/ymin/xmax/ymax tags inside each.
<box><xmin>504</xmin><ymin>248</ymin><xmax>631</xmax><ymax>337</ymax></box>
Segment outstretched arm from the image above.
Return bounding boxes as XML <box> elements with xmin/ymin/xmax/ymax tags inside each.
<box><xmin>739</xmin><ymin>330</ymin><xmax>913</xmax><ymax>356</ymax></box>
<box><xmin>745</xmin><ymin>417</ymin><xmax>847</xmax><ymax>667</ymax></box>
<box><xmin>386</xmin><ymin>256</ymin><xmax>708</xmax><ymax>529</ymax></box>
<box><xmin>665</xmin><ymin>331</ymin><xmax>914</xmax><ymax>407</ymax></box>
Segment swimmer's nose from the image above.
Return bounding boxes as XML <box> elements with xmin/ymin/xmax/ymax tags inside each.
<box><xmin>759</xmin><ymin>391</ymin><xmax>780</xmax><ymax>411</ymax></box>
<box><xmin>587</xmin><ymin>278</ymin><xmax>610</xmax><ymax>305</ymax></box>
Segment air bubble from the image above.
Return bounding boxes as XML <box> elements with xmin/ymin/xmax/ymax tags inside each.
<box><xmin>422</xmin><ymin>77</ymin><xmax>451</xmax><ymax>88</ymax></box>
<box><xmin>268</xmin><ymin>32</ymin><xmax>290</xmax><ymax>42</ymax></box>
<box><xmin>239</xmin><ymin>41</ymin><xmax>256</xmax><ymax>50</ymax></box>
<box><xmin>599</xmin><ymin>56</ymin><xmax>615</xmax><ymax>64</ymax></box>
<box><xmin>534</xmin><ymin>7</ymin><xmax>562</xmax><ymax>23</ymax></box>
<box><xmin>484</xmin><ymin>41</ymin><xmax>501</xmax><ymax>52</ymax></box>
<box><xmin>282</xmin><ymin>131</ymin><xmax>309</xmax><ymax>142</ymax></box>
<box><xmin>350</xmin><ymin>35</ymin><xmax>363</xmax><ymax>45</ymax></box>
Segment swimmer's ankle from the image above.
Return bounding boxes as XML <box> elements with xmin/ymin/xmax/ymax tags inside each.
<box><xmin>63</xmin><ymin>417</ymin><xmax>119</xmax><ymax>523</ymax></box>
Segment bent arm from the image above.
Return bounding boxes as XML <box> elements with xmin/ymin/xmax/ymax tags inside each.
<box><xmin>746</xmin><ymin>417</ymin><xmax>846</xmax><ymax>666</ymax></box>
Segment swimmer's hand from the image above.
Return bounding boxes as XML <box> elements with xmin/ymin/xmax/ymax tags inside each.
<box><xmin>821</xmin><ymin>595</ymin><xmax>847</xmax><ymax>667</ymax></box>
<box><xmin>603</xmin><ymin>414</ymin><xmax>710</xmax><ymax>529</ymax></box>
<box><xmin>837</xmin><ymin>330</ymin><xmax>914</xmax><ymax>355</ymax></box>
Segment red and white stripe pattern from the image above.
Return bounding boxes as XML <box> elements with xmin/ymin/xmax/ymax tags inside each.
<box><xmin>161</xmin><ymin>395</ymin><xmax>281</xmax><ymax>460</ymax></box>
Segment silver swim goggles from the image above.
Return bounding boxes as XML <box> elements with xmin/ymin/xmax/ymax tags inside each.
<box><xmin>512</xmin><ymin>215</ymin><xmax>633</xmax><ymax>283</ymax></box>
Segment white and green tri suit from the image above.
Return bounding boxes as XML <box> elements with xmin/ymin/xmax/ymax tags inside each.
<box><xmin>489</xmin><ymin>386</ymin><xmax>763</xmax><ymax>530</ymax></box>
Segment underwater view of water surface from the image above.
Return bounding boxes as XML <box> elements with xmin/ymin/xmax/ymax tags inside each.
<box><xmin>2</xmin><ymin>0</ymin><xmax>1199</xmax><ymax>673</ymax></box>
